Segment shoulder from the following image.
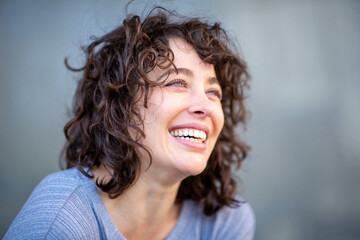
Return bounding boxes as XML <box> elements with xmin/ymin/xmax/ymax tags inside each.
<box><xmin>179</xmin><ymin>196</ymin><xmax>255</xmax><ymax>240</ymax></box>
<box><xmin>4</xmin><ymin>168</ymin><xmax>100</xmax><ymax>239</ymax></box>
<box><xmin>211</xmin><ymin>198</ymin><xmax>256</xmax><ymax>240</ymax></box>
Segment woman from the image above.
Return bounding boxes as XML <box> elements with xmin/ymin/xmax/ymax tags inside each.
<box><xmin>5</xmin><ymin>9</ymin><xmax>255</xmax><ymax>240</ymax></box>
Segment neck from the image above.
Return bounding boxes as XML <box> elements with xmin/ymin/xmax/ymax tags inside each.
<box><xmin>92</xmin><ymin>165</ymin><xmax>182</xmax><ymax>240</ymax></box>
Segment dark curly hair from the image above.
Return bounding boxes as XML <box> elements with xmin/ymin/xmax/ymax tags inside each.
<box><xmin>62</xmin><ymin>8</ymin><xmax>250</xmax><ymax>216</ymax></box>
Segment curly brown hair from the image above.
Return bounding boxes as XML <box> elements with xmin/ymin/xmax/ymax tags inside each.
<box><xmin>62</xmin><ymin>8</ymin><xmax>250</xmax><ymax>216</ymax></box>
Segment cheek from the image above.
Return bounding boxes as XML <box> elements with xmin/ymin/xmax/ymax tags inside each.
<box><xmin>141</xmin><ymin>93</ymin><xmax>174</xmax><ymax>133</ymax></box>
<box><xmin>214</xmin><ymin>107</ymin><xmax>225</xmax><ymax>136</ymax></box>
<box><xmin>146</xmin><ymin>91</ymin><xmax>183</xmax><ymax>117</ymax></box>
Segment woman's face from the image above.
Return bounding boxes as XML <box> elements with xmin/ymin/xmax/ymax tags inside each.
<box><xmin>137</xmin><ymin>38</ymin><xmax>224</xmax><ymax>181</ymax></box>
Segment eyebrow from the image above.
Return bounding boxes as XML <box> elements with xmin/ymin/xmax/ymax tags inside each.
<box><xmin>158</xmin><ymin>67</ymin><xmax>220</xmax><ymax>85</ymax></box>
<box><xmin>158</xmin><ymin>68</ymin><xmax>193</xmax><ymax>80</ymax></box>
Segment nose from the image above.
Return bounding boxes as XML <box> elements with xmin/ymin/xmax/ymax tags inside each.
<box><xmin>187</xmin><ymin>90</ymin><xmax>214</xmax><ymax>118</ymax></box>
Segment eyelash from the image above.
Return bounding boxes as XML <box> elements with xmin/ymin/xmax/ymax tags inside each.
<box><xmin>165</xmin><ymin>79</ymin><xmax>222</xmax><ymax>100</ymax></box>
<box><xmin>165</xmin><ymin>79</ymin><xmax>188</xmax><ymax>88</ymax></box>
<box><xmin>207</xmin><ymin>89</ymin><xmax>222</xmax><ymax>100</ymax></box>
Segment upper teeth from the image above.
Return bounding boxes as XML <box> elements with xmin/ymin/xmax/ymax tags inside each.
<box><xmin>170</xmin><ymin>129</ymin><xmax>207</xmax><ymax>142</ymax></box>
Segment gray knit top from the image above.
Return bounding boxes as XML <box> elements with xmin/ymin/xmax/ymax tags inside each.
<box><xmin>5</xmin><ymin>168</ymin><xmax>255</xmax><ymax>240</ymax></box>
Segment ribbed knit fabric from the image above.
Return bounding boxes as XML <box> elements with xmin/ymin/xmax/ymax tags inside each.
<box><xmin>4</xmin><ymin>168</ymin><xmax>255</xmax><ymax>240</ymax></box>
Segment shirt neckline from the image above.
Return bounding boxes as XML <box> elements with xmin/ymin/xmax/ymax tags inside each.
<box><xmin>77</xmin><ymin>168</ymin><xmax>191</xmax><ymax>240</ymax></box>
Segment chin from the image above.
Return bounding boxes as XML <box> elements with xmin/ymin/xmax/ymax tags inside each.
<box><xmin>176</xmin><ymin>157</ymin><xmax>208</xmax><ymax>177</ymax></box>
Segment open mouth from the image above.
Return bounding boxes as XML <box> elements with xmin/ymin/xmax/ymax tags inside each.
<box><xmin>169</xmin><ymin>129</ymin><xmax>207</xmax><ymax>143</ymax></box>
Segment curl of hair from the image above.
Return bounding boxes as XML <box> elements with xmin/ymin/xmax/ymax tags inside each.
<box><xmin>62</xmin><ymin>8</ymin><xmax>250</xmax><ymax>216</ymax></box>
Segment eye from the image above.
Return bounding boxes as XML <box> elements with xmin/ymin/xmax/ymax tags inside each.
<box><xmin>165</xmin><ymin>79</ymin><xmax>188</xmax><ymax>88</ymax></box>
<box><xmin>207</xmin><ymin>89</ymin><xmax>222</xmax><ymax>100</ymax></box>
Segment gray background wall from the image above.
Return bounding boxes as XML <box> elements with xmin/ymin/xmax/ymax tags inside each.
<box><xmin>1</xmin><ymin>0</ymin><xmax>359</xmax><ymax>239</ymax></box>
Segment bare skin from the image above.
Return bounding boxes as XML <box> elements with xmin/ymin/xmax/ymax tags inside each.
<box><xmin>92</xmin><ymin>165</ymin><xmax>182</xmax><ymax>240</ymax></box>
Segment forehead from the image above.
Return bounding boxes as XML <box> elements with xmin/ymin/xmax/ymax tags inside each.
<box><xmin>168</xmin><ymin>38</ymin><xmax>213</xmax><ymax>71</ymax></box>
<box><xmin>152</xmin><ymin>37</ymin><xmax>219</xmax><ymax>85</ymax></box>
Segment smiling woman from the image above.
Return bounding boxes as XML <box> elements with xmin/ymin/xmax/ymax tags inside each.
<box><xmin>138</xmin><ymin>38</ymin><xmax>225</xmax><ymax>181</ymax></box>
<box><xmin>5</xmin><ymin>7</ymin><xmax>254</xmax><ymax>240</ymax></box>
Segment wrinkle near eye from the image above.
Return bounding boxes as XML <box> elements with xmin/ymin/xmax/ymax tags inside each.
<box><xmin>207</xmin><ymin>91</ymin><xmax>222</xmax><ymax>100</ymax></box>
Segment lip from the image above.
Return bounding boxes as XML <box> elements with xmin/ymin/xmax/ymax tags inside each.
<box><xmin>168</xmin><ymin>123</ymin><xmax>210</xmax><ymax>151</ymax></box>
<box><xmin>170</xmin><ymin>135</ymin><xmax>207</xmax><ymax>150</ymax></box>
<box><xmin>168</xmin><ymin>123</ymin><xmax>210</xmax><ymax>138</ymax></box>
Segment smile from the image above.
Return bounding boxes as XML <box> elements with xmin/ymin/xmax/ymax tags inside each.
<box><xmin>169</xmin><ymin>129</ymin><xmax>207</xmax><ymax>143</ymax></box>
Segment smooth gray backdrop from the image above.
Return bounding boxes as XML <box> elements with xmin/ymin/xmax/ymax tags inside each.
<box><xmin>1</xmin><ymin>0</ymin><xmax>359</xmax><ymax>239</ymax></box>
